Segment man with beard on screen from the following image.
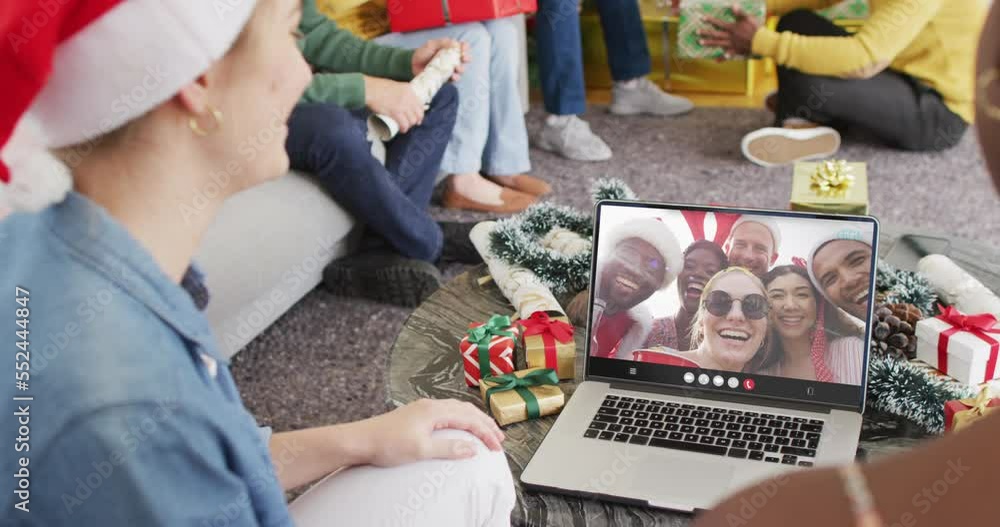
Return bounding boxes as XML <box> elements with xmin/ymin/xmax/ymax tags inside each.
<box><xmin>724</xmin><ymin>216</ymin><xmax>782</xmax><ymax>278</ymax></box>
<box><xmin>591</xmin><ymin>218</ymin><xmax>682</xmax><ymax>360</ymax></box>
<box><xmin>807</xmin><ymin>228</ymin><xmax>874</xmax><ymax>323</ymax></box>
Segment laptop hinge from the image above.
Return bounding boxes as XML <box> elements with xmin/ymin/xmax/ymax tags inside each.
<box><xmin>601</xmin><ymin>378</ymin><xmax>858</xmax><ymax>414</ymax></box>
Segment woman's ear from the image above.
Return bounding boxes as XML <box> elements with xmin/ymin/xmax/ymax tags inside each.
<box><xmin>175</xmin><ymin>74</ymin><xmax>211</xmax><ymax>116</ymax></box>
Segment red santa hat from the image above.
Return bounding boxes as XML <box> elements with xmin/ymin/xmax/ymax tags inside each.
<box><xmin>0</xmin><ymin>0</ymin><xmax>257</xmax><ymax>212</ymax></box>
<box><xmin>601</xmin><ymin>217</ymin><xmax>683</xmax><ymax>290</ymax></box>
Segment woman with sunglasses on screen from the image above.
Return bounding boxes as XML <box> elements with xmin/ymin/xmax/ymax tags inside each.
<box><xmin>748</xmin><ymin>265</ymin><xmax>864</xmax><ymax>385</ymax></box>
<box><xmin>0</xmin><ymin>0</ymin><xmax>513</xmax><ymax>524</ymax></box>
<box><xmin>665</xmin><ymin>267</ymin><xmax>771</xmax><ymax>372</ymax></box>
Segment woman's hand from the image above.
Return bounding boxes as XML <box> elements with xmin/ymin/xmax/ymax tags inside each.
<box><xmin>364</xmin><ymin>76</ymin><xmax>424</xmax><ymax>133</ymax></box>
<box><xmin>355</xmin><ymin>398</ymin><xmax>505</xmax><ymax>468</ymax></box>
<box><xmin>412</xmin><ymin>38</ymin><xmax>471</xmax><ymax>81</ymax></box>
<box><xmin>698</xmin><ymin>3</ymin><xmax>762</xmax><ymax>58</ymax></box>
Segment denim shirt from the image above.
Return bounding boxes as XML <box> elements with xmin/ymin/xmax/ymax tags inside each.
<box><xmin>0</xmin><ymin>193</ymin><xmax>292</xmax><ymax>526</ymax></box>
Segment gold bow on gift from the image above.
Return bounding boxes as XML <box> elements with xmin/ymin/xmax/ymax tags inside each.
<box><xmin>952</xmin><ymin>387</ymin><xmax>999</xmax><ymax>431</ymax></box>
<box><xmin>810</xmin><ymin>160</ymin><xmax>855</xmax><ymax>198</ymax></box>
<box><xmin>959</xmin><ymin>387</ymin><xmax>994</xmax><ymax>417</ymax></box>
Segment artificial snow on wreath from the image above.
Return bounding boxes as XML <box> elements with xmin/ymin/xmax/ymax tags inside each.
<box><xmin>875</xmin><ymin>260</ymin><xmax>938</xmax><ymax>316</ymax></box>
<box><xmin>489</xmin><ymin>178</ymin><xmax>636</xmax><ymax>295</ymax></box>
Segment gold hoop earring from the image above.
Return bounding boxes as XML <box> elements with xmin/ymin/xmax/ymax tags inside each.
<box><xmin>189</xmin><ymin>106</ymin><xmax>224</xmax><ymax>136</ymax></box>
<box><xmin>977</xmin><ymin>68</ymin><xmax>1000</xmax><ymax>121</ymax></box>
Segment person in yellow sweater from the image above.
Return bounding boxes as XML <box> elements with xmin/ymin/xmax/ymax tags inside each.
<box><xmin>699</xmin><ymin>0</ymin><xmax>986</xmax><ymax>166</ymax></box>
<box><xmin>318</xmin><ymin>0</ymin><xmax>549</xmax><ymax>212</ymax></box>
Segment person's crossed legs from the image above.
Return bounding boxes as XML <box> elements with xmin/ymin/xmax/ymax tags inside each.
<box><xmin>742</xmin><ymin>10</ymin><xmax>968</xmax><ymax>166</ymax></box>
<box><xmin>286</xmin><ymin>84</ymin><xmax>477</xmax><ymax>307</ymax></box>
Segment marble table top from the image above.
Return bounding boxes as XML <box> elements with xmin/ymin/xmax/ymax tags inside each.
<box><xmin>387</xmin><ymin>225</ymin><xmax>1000</xmax><ymax>526</ymax></box>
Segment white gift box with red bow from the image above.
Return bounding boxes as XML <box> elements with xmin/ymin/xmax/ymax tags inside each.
<box><xmin>915</xmin><ymin>308</ymin><xmax>1000</xmax><ymax>386</ymax></box>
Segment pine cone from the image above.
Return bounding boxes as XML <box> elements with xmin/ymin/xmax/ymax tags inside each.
<box><xmin>870</xmin><ymin>304</ymin><xmax>918</xmax><ymax>360</ymax></box>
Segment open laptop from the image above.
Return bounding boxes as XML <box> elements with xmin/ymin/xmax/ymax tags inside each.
<box><xmin>521</xmin><ymin>201</ymin><xmax>879</xmax><ymax>513</ymax></box>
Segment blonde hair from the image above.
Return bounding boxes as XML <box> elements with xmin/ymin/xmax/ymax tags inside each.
<box><xmin>688</xmin><ymin>267</ymin><xmax>768</xmax><ymax>348</ymax></box>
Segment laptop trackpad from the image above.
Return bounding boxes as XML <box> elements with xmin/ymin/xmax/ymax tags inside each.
<box><xmin>629</xmin><ymin>454</ymin><xmax>734</xmax><ymax>507</ymax></box>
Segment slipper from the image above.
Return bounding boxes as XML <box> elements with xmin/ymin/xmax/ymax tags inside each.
<box><xmin>485</xmin><ymin>174</ymin><xmax>552</xmax><ymax>196</ymax></box>
<box><xmin>741</xmin><ymin>126</ymin><xmax>841</xmax><ymax>167</ymax></box>
<box><xmin>441</xmin><ymin>178</ymin><xmax>536</xmax><ymax>214</ymax></box>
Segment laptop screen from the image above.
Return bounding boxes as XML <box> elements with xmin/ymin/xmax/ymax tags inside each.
<box><xmin>586</xmin><ymin>201</ymin><xmax>879</xmax><ymax>410</ymax></box>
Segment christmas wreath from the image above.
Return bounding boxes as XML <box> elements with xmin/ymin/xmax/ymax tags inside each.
<box><xmin>488</xmin><ymin>179</ymin><xmax>635</xmax><ymax>295</ymax></box>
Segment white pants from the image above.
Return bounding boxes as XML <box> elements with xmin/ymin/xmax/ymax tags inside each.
<box><xmin>289</xmin><ymin>430</ymin><xmax>516</xmax><ymax>526</ymax></box>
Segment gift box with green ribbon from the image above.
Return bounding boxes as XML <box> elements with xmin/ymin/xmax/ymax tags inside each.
<box><xmin>461</xmin><ymin>315</ymin><xmax>521</xmax><ymax>388</ymax></box>
<box><xmin>790</xmin><ymin>160</ymin><xmax>869</xmax><ymax>215</ymax></box>
<box><xmin>677</xmin><ymin>0</ymin><xmax>767</xmax><ymax>60</ymax></box>
<box><xmin>479</xmin><ymin>368</ymin><xmax>564</xmax><ymax>426</ymax></box>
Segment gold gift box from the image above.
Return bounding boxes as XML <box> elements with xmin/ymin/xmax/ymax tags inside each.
<box><xmin>790</xmin><ymin>162</ymin><xmax>869</xmax><ymax>215</ymax></box>
<box><xmin>580</xmin><ymin>14</ymin><xmax>755</xmax><ymax>94</ymax></box>
<box><xmin>523</xmin><ymin>313</ymin><xmax>576</xmax><ymax>380</ymax></box>
<box><xmin>952</xmin><ymin>405</ymin><xmax>1000</xmax><ymax>432</ymax></box>
<box><xmin>479</xmin><ymin>368</ymin><xmax>565</xmax><ymax>426</ymax></box>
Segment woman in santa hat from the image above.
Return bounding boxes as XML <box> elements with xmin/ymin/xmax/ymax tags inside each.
<box><xmin>0</xmin><ymin>0</ymin><xmax>512</xmax><ymax>524</ymax></box>
<box><xmin>748</xmin><ymin>264</ymin><xmax>864</xmax><ymax>385</ymax></box>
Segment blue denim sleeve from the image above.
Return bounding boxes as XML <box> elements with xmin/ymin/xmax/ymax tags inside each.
<box><xmin>32</xmin><ymin>403</ymin><xmax>262</xmax><ymax>526</ymax></box>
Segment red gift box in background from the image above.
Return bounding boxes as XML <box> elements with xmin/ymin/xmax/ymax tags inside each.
<box><xmin>460</xmin><ymin>316</ymin><xmax>521</xmax><ymax>387</ymax></box>
<box><xmin>389</xmin><ymin>0</ymin><xmax>538</xmax><ymax>33</ymax></box>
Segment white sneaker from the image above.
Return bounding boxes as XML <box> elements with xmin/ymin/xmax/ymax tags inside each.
<box><xmin>610</xmin><ymin>78</ymin><xmax>695</xmax><ymax>117</ymax></box>
<box><xmin>740</xmin><ymin>126</ymin><xmax>841</xmax><ymax>167</ymax></box>
<box><xmin>533</xmin><ymin>115</ymin><xmax>613</xmax><ymax>162</ymax></box>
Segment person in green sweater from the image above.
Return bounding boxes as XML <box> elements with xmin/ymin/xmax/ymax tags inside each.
<box><xmin>286</xmin><ymin>0</ymin><xmax>480</xmax><ymax>306</ymax></box>
<box><xmin>700</xmin><ymin>0</ymin><xmax>984</xmax><ymax>166</ymax></box>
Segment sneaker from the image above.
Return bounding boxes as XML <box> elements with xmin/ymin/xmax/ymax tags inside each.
<box><xmin>533</xmin><ymin>115</ymin><xmax>613</xmax><ymax>162</ymax></box>
<box><xmin>610</xmin><ymin>78</ymin><xmax>695</xmax><ymax>117</ymax></box>
<box><xmin>438</xmin><ymin>221</ymin><xmax>484</xmax><ymax>264</ymax></box>
<box><xmin>740</xmin><ymin>126</ymin><xmax>841</xmax><ymax>167</ymax></box>
<box><xmin>322</xmin><ymin>250</ymin><xmax>442</xmax><ymax>307</ymax></box>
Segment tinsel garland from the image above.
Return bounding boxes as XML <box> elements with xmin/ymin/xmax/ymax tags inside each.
<box><xmin>876</xmin><ymin>260</ymin><xmax>939</xmax><ymax>316</ymax></box>
<box><xmin>488</xmin><ymin>178</ymin><xmax>635</xmax><ymax>295</ymax></box>
<box><xmin>866</xmin><ymin>355</ymin><xmax>977</xmax><ymax>434</ymax></box>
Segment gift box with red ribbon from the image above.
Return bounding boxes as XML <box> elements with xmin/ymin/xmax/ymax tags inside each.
<box><xmin>945</xmin><ymin>387</ymin><xmax>1000</xmax><ymax>432</ymax></box>
<box><xmin>519</xmin><ymin>311</ymin><xmax>576</xmax><ymax>380</ymax></box>
<box><xmin>460</xmin><ymin>314</ymin><xmax>521</xmax><ymax>387</ymax></box>
<box><xmin>388</xmin><ymin>0</ymin><xmax>538</xmax><ymax>34</ymax></box>
<box><xmin>916</xmin><ymin>306</ymin><xmax>1000</xmax><ymax>386</ymax></box>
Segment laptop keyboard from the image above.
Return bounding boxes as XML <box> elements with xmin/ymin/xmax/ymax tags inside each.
<box><xmin>585</xmin><ymin>395</ymin><xmax>825</xmax><ymax>467</ymax></box>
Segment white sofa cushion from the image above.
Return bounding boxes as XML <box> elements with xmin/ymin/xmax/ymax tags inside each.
<box><xmin>197</xmin><ymin>171</ymin><xmax>356</xmax><ymax>358</ymax></box>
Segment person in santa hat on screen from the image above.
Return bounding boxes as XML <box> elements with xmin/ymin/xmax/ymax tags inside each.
<box><xmin>590</xmin><ymin>217</ymin><xmax>683</xmax><ymax>360</ymax></box>
<box><xmin>0</xmin><ymin>1</ymin><xmax>513</xmax><ymax>524</ymax></box>
<box><xmin>724</xmin><ymin>215</ymin><xmax>782</xmax><ymax>279</ymax></box>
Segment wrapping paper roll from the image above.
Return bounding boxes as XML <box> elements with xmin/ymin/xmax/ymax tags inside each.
<box><xmin>470</xmin><ymin>222</ymin><xmax>565</xmax><ymax>318</ymax></box>
<box><xmin>918</xmin><ymin>254</ymin><xmax>1000</xmax><ymax>317</ymax></box>
<box><xmin>540</xmin><ymin>227</ymin><xmax>591</xmax><ymax>257</ymax></box>
<box><xmin>367</xmin><ymin>46</ymin><xmax>462</xmax><ymax>141</ymax></box>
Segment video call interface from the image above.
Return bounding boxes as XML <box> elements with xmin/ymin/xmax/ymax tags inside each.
<box><xmin>590</xmin><ymin>205</ymin><xmax>876</xmax><ymax>392</ymax></box>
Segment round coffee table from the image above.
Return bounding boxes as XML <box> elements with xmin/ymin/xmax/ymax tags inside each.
<box><xmin>387</xmin><ymin>226</ymin><xmax>1000</xmax><ymax>527</ymax></box>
